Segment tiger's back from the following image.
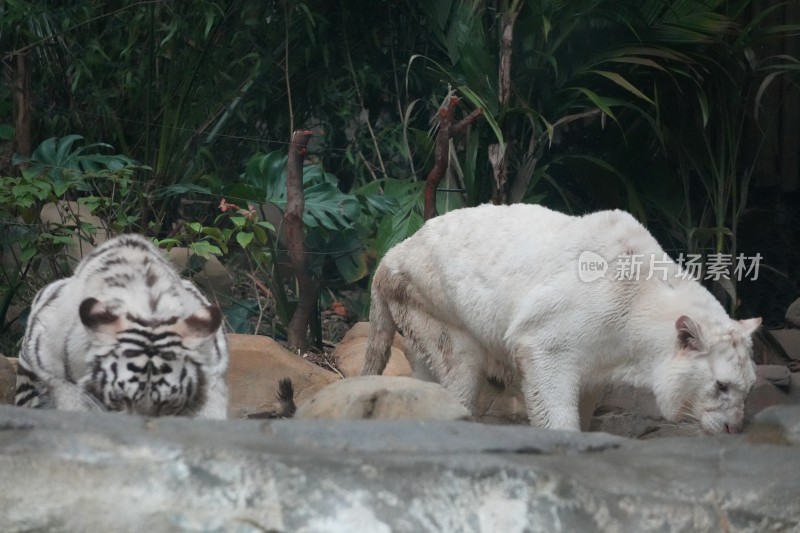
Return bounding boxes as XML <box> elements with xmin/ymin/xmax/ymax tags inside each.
<box><xmin>15</xmin><ymin>234</ymin><xmax>229</xmax><ymax>418</ymax></box>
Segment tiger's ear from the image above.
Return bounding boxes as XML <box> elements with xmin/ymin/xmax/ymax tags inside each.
<box><xmin>675</xmin><ymin>315</ymin><xmax>705</xmax><ymax>354</ymax></box>
<box><xmin>737</xmin><ymin>317</ymin><xmax>762</xmax><ymax>337</ymax></box>
<box><xmin>79</xmin><ymin>298</ymin><xmax>125</xmax><ymax>338</ymax></box>
<box><xmin>174</xmin><ymin>305</ymin><xmax>222</xmax><ymax>349</ymax></box>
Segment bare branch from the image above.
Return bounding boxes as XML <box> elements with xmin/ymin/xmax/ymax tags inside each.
<box><xmin>284</xmin><ymin>129</ymin><xmax>316</xmax><ymax>350</ymax></box>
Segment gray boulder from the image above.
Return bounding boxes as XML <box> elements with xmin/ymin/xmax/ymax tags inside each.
<box><xmin>0</xmin><ymin>405</ymin><xmax>798</xmax><ymax>532</ymax></box>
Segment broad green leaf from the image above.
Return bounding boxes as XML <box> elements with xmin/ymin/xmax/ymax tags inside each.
<box><xmin>19</xmin><ymin>247</ymin><xmax>38</xmax><ymax>262</ymax></box>
<box><xmin>31</xmin><ymin>137</ymin><xmax>58</xmax><ymax>163</ymax></box>
<box><xmin>229</xmin><ymin>216</ymin><xmax>247</xmax><ymax>228</ymax></box>
<box><xmin>375</xmin><ymin>210</ymin><xmax>423</xmax><ymax>261</ymax></box>
<box><xmin>252</xmin><ymin>224</ymin><xmax>268</xmax><ymax>245</ymax></box>
<box><xmin>237</xmin><ymin>231</ymin><xmax>254</xmax><ymax>248</ymax></box>
<box><xmin>201</xmin><ymin>227</ymin><xmax>225</xmax><ymax>240</ymax></box>
<box><xmin>335</xmin><ymin>251</ymin><xmax>369</xmax><ymax>283</ymax></box>
<box><xmin>256</xmin><ymin>220</ymin><xmax>275</xmax><ymax>231</ymax></box>
<box><xmin>296</xmin><ymin>182</ymin><xmax>359</xmax><ymax>231</ymax></box>
<box><xmin>190</xmin><ymin>241</ymin><xmax>223</xmax><ymax>258</ymax></box>
<box><xmin>54</xmin><ymin>134</ymin><xmax>86</xmax><ymax>164</ymax></box>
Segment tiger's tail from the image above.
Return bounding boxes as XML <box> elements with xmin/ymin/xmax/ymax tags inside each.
<box><xmin>361</xmin><ymin>264</ymin><xmax>397</xmax><ymax>376</ymax></box>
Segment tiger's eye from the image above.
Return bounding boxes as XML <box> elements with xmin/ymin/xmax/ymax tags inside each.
<box><xmin>716</xmin><ymin>381</ymin><xmax>728</xmax><ymax>393</ymax></box>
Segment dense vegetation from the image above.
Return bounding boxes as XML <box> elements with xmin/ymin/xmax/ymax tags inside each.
<box><xmin>1</xmin><ymin>0</ymin><xmax>799</xmax><ymax>349</ymax></box>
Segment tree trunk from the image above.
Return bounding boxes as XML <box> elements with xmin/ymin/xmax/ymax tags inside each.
<box><xmin>13</xmin><ymin>52</ymin><xmax>32</xmax><ymax>170</ymax></box>
<box><xmin>491</xmin><ymin>1</ymin><xmax>521</xmax><ymax>205</ymax></box>
<box><xmin>284</xmin><ymin>129</ymin><xmax>316</xmax><ymax>351</ymax></box>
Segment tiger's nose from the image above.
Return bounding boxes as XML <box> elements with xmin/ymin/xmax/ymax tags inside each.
<box><xmin>724</xmin><ymin>422</ymin><xmax>743</xmax><ymax>434</ymax></box>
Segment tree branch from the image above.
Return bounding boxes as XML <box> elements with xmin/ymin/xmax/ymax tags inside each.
<box><xmin>451</xmin><ymin>108</ymin><xmax>484</xmax><ymax>138</ymax></box>
<box><xmin>423</xmin><ymin>97</ymin><xmax>457</xmax><ymax>220</ymax></box>
<box><xmin>423</xmin><ymin>98</ymin><xmax>484</xmax><ymax>220</ymax></box>
<box><xmin>285</xmin><ymin>129</ymin><xmax>315</xmax><ymax>351</ymax></box>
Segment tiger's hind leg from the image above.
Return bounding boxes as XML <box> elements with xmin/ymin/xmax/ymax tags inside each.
<box><xmin>394</xmin><ymin>305</ymin><xmax>486</xmax><ymax>413</ymax></box>
<box><xmin>14</xmin><ymin>361</ymin><xmax>47</xmax><ymax>408</ymax></box>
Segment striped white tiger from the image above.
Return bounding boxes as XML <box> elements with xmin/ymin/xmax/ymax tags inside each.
<box><xmin>15</xmin><ymin>234</ymin><xmax>229</xmax><ymax>418</ymax></box>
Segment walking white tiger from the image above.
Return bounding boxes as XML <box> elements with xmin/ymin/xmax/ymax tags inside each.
<box><xmin>15</xmin><ymin>234</ymin><xmax>229</xmax><ymax>418</ymax></box>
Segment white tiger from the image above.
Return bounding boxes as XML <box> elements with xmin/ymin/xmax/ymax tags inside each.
<box><xmin>363</xmin><ymin>204</ymin><xmax>761</xmax><ymax>434</ymax></box>
<box><xmin>15</xmin><ymin>234</ymin><xmax>228</xmax><ymax>418</ymax></box>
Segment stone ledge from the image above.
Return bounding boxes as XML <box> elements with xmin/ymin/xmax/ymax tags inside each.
<box><xmin>1</xmin><ymin>405</ymin><xmax>798</xmax><ymax>532</ymax></box>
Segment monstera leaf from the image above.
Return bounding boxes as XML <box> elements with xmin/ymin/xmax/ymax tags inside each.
<box><xmin>232</xmin><ymin>150</ymin><xmax>386</xmax><ymax>283</ymax></box>
<box><xmin>299</xmin><ymin>182</ymin><xmax>360</xmax><ymax>230</ymax></box>
<box><xmin>13</xmin><ymin>136</ymin><xmax>135</xmax><ymax>194</ymax></box>
<box><xmin>238</xmin><ymin>151</ymin><xmax>356</xmax><ymax>230</ymax></box>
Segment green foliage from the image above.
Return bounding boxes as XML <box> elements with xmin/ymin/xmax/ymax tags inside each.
<box><xmin>12</xmin><ymin>135</ymin><xmax>134</xmax><ymax>193</ymax></box>
<box><xmin>638</xmin><ymin>3</ymin><xmax>800</xmax><ymax>313</ymax></box>
<box><xmin>1</xmin><ymin>0</ymin><xmax>797</xmax><ymax>331</ymax></box>
<box><xmin>408</xmin><ymin>0</ymin><xmax>774</xmax><ymax>212</ymax></box>
<box><xmin>158</xmin><ymin>200</ymin><xmax>290</xmax><ymax>336</ymax></box>
<box><xmin>0</xmin><ymin>136</ymin><xmax>142</xmax><ymax>338</ymax></box>
<box><xmin>239</xmin><ymin>152</ymin><xmax>361</xmax><ymax>231</ymax></box>
<box><xmin>233</xmin><ymin>150</ymin><xmax>396</xmax><ymax>284</ymax></box>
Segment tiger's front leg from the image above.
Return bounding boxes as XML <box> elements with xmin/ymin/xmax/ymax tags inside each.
<box><xmin>48</xmin><ymin>377</ymin><xmax>105</xmax><ymax>412</ymax></box>
<box><xmin>193</xmin><ymin>376</ymin><xmax>228</xmax><ymax>419</ymax></box>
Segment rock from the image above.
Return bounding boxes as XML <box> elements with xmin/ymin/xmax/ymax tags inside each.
<box><xmin>295</xmin><ymin>376</ymin><xmax>471</xmax><ymax>421</ymax></box>
<box><xmin>473</xmin><ymin>379</ymin><xmax>528</xmax><ymax>425</ymax></box>
<box><xmin>334</xmin><ymin>322</ymin><xmax>411</xmax><ymax>378</ymax></box>
<box><xmin>745</xmin><ymin>377</ymin><xmax>793</xmax><ymax>423</ymax></box>
<box><xmin>588</xmin><ymin>384</ymin><xmax>697</xmax><ymax>439</ymax></box>
<box><xmin>40</xmin><ymin>200</ymin><xmax>109</xmax><ymax>264</ymax></box>
<box><xmin>0</xmin><ymin>356</ymin><xmax>14</xmax><ymax>405</ymax></box>
<box><xmin>767</xmin><ymin>328</ymin><xmax>800</xmax><ymax>361</ymax></box>
<box><xmin>786</xmin><ymin>297</ymin><xmax>800</xmax><ymax>328</ymax></box>
<box><xmin>748</xmin><ymin>405</ymin><xmax>800</xmax><ymax>446</ymax></box>
<box><xmin>167</xmin><ymin>247</ymin><xmax>234</xmax><ymax>300</ymax></box>
<box><xmin>333</xmin><ymin>323</ymin><xmax>526</xmax><ymax>423</ymax></box>
<box><xmin>226</xmin><ymin>334</ymin><xmax>338</xmax><ymax>418</ymax></box>
<box><xmin>1</xmin><ymin>405</ymin><xmax>799</xmax><ymax>531</ymax></box>
<box><xmin>756</xmin><ymin>364</ymin><xmax>791</xmax><ymax>388</ymax></box>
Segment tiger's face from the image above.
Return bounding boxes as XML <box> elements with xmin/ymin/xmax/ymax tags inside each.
<box><xmin>84</xmin><ymin>339</ymin><xmax>207</xmax><ymax>416</ymax></box>
<box><xmin>79</xmin><ymin>298</ymin><xmax>221</xmax><ymax>417</ymax></box>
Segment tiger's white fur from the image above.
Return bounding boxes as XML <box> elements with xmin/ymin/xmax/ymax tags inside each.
<box><xmin>362</xmin><ymin>204</ymin><xmax>761</xmax><ymax>434</ymax></box>
<box><xmin>15</xmin><ymin>234</ymin><xmax>228</xmax><ymax>418</ymax></box>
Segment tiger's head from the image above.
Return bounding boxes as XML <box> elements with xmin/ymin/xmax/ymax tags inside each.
<box><xmin>78</xmin><ymin>297</ymin><xmax>222</xmax><ymax>417</ymax></box>
<box><xmin>655</xmin><ymin>314</ymin><xmax>760</xmax><ymax>434</ymax></box>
